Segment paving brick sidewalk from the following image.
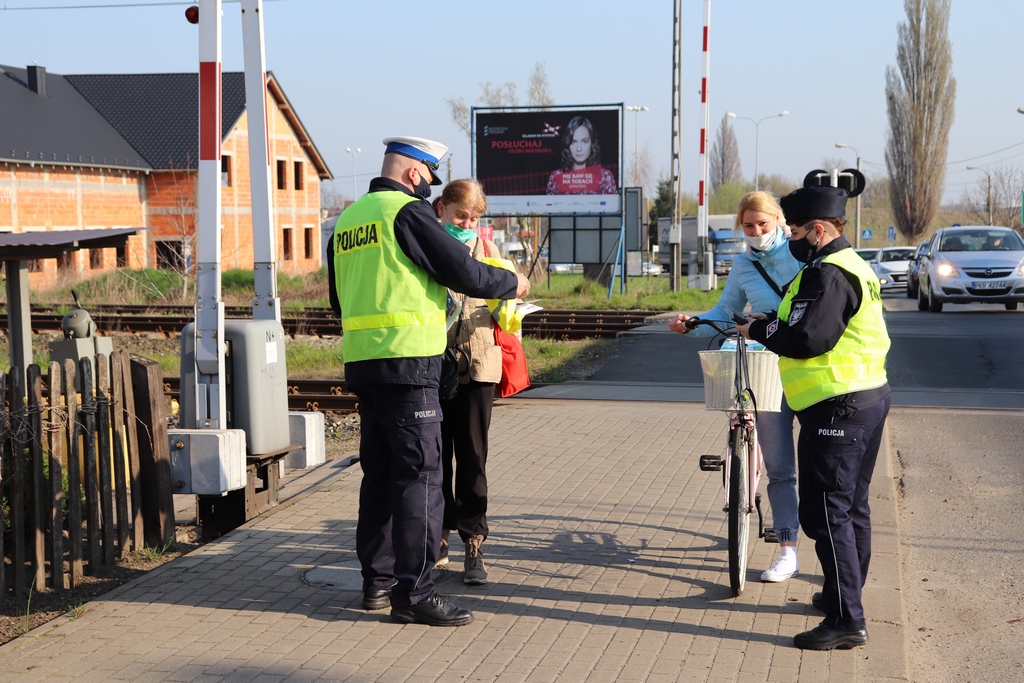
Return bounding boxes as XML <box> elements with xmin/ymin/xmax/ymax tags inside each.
<box><xmin>0</xmin><ymin>400</ymin><xmax>906</xmax><ymax>682</ymax></box>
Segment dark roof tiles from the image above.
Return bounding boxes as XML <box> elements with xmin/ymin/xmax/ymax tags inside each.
<box><xmin>65</xmin><ymin>72</ymin><xmax>247</xmax><ymax>171</ymax></box>
<box><xmin>0</xmin><ymin>65</ymin><xmax>151</xmax><ymax>170</ymax></box>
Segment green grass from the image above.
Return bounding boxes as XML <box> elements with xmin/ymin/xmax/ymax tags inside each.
<box><xmin>10</xmin><ymin>269</ymin><xmax>724</xmax><ymax>382</ymax></box>
<box><xmin>528</xmin><ymin>273</ymin><xmax>723</xmax><ymax>311</ymax></box>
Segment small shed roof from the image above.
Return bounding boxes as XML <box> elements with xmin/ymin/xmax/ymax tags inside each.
<box><xmin>0</xmin><ymin>227</ymin><xmax>141</xmax><ymax>261</ymax></box>
<box><xmin>2</xmin><ymin>227</ymin><xmax>142</xmax><ymax>376</ymax></box>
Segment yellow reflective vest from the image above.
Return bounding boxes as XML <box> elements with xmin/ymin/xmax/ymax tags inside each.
<box><xmin>777</xmin><ymin>248</ymin><xmax>890</xmax><ymax>410</ymax></box>
<box><xmin>332</xmin><ymin>192</ymin><xmax>447</xmax><ymax>363</ymax></box>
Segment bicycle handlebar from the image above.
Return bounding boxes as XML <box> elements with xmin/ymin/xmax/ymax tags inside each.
<box><xmin>684</xmin><ymin>316</ymin><xmax>735</xmax><ymax>336</ymax></box>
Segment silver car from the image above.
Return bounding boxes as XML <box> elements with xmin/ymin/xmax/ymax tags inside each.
<box><xmin>871</xmin><ymin>246</ymin><xmax>915</xmax><ymax>290</ymax></box>
<box><xmin>917</xmin><ymin>226</ymin><xmax>1024</xmax><ymax>312</ymax></box>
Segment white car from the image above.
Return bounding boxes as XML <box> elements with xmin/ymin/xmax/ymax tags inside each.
<box><xmin>871</xmin><ymin>247</ymin><xmax>915</xmax><ymax>290</ymax></box>
<box><xmin>917</xmin><ymin>226</ymin><xmax>1024</xmax><ymax>312</ymax></box>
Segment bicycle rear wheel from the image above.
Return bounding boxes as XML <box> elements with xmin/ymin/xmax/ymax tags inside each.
<box><xmin>728</xmin><ymin>424</ymin><xmax>751</xmax><ymax>596</ymax></box>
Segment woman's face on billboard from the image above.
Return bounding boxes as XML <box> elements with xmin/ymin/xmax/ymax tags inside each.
<box><xmin>569</xmin><ymin>125</ymin><xmax>592</xmax><ymax>167</ymax></box>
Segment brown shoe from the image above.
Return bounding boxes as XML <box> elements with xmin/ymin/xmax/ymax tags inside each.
<box><xmin>464</xmin><ymin>535</ymin><xmax>488</xmax><ymax>585</ymax></box>
<box><xmin>437</xmin><ymin>529</ymin><xmax>450</xmax><ymax>568</ymax></box>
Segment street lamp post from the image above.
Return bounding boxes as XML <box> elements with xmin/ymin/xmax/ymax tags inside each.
<box><xmin>345</xmin><ymin>146</ymin><xmax>361</xmax><ymax>203</ymax></box>
<box><xmin>966</xmin><ymin>165</ymin><xmax>993</xmax><ymax>225</ymax></box>
<box><xmin>625</xmin><ymin>105</ymin><xmax>649</xmax><ymax>187</ymax></box>
<box><xmin>835</xmin><ymin>142</ymin><xmax>862</xmax><ymax>248</ymax></box>
<box><xmin>726</xmin><ymin>110</ymin><xmax>788</xmax><ymax>191</ymax></box>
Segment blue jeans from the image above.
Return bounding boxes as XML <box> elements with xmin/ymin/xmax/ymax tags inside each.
<box><xmin>755</xmin><ymin>399</ymin><xmax>799</xmax><ymax>543</ymax></box>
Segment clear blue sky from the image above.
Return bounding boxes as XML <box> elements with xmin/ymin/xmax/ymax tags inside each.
<box><xmin>4</xmin><ymin>0</ymin><xmax>1023</xmax><ymax>206</ymax></box>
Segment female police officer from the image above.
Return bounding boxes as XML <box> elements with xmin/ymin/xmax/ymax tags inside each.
<box><xmin>736</xmin><ymin>185</ymin><xmax>891</xmax><ymax>650</ymax></box>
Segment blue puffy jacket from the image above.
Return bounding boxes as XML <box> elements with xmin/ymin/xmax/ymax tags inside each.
<box><xmin>687</xmin><ymin>227</ymin><xmax>803</xmax><ymax>338</ymax></box>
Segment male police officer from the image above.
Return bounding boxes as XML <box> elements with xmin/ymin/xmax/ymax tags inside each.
<box><xmin>737</xmin><ymin>185</ymin><xmax>891</xmax><ymax>650</ymax></box>
<box><xmin>328</xmin><ymin>136</ymin><xmax>530</xmax><ymax>626</ymax></box>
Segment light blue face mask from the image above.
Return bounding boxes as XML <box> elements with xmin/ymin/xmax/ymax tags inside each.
<box><xmin>444</xmin><ymin>221</ymin><xmax>478</xmax><ymax>243</ymax></box>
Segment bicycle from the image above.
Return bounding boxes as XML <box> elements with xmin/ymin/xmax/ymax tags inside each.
<box><xmin>685</xmin><ymin>316</ymin><xmax>784</xmax><ymax>596</ymax></box>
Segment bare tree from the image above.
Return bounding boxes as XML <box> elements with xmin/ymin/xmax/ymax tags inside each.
<box><xmin>884</xmin><ymin>0</ymin><xmax>956</xmax><ymax>242</ymax></box>
<box><xmin>628</xmin><ymin>142</ymin><xmax>655</xmax><ymax>195</ymax></box>
<box><xmin>446</xmin><ymin>63</ymin><xmax>556</xmax><ymax>279</ymax></box>
<box><xmin>959</xmin><ymin>165</ymin><xmax>1024</xmax><ymax>228</ymax></box>
<box><xmin>527</xmin><ymin>61</ymin><xmax>554</xmax><ymax>108</ymax></box>
<box><xmin>861</xmin><ymin>172</ymin><xmax>891</xmax><ymax>209</ymax></box>
<box><xmin>709</xmin><ymin>114</ymin><xmax>742</xmax><ymax>190</ymax></box>
<box><xmin>320</xmin><ymin>183</ymin><xmax>347</xmax><ymax>218</ymax></box>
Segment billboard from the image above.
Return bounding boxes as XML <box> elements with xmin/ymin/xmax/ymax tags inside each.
<box><xmin>474</xmin><ymin>106</ymin><xmax>621</xmax><ymax>215</ymax></box>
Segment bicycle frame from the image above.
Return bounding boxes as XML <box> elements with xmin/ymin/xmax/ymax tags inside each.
<box><xmin>689</xmin><ymin>316</ymin><xmax>774</xmax><ymax>596</ymax></box>
<box><xmin>725</xmin><ymin>410</ymin><xmax>763</xmax><ymax>516</ymax></box>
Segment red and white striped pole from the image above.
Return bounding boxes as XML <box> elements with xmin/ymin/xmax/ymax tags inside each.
<box><xmin>696</xmin><ymin>0</ymin><xmax>714</xmax><ymax>288</ymax></box>
<box><xmin>195</xmin><ymin>0</ymin><xmax>226</xmax><ymax>428</ymax></box>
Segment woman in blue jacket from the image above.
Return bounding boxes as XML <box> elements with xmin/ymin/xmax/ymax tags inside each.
<box><xmin>669</xmin><ymin>191</ymin><xmax>803</xmax><ymax>583</ymax></box>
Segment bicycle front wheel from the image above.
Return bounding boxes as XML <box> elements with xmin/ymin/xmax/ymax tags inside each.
<box><xmin>728</xmin><ymin>424</ymin><xmax>751</xmax><ymax>597</ymax></box>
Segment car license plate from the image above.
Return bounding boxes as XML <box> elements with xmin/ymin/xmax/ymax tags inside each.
<box><xmin>892</xmin><ymin>274</ymin><xmax>905</xmax><ymax>282</ymax></box>
<box><xmin>972</xmin><ymin>281</ymin><xmax>1005</xmax><ymax>289</ymax></box>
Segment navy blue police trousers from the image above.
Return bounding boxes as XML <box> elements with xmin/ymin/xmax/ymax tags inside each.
<box><xmin>354</xmin><ymin>384</ymin><xmax>444</xmax><ymax>609</ymax></box>
<box><xmin>795</xmin><ymin>393</ymin><xmax>891</xmax><ymax>630</ymax></box>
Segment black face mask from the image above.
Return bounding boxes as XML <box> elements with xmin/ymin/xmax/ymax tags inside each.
<box><xmin>788</xmin><ymin>230</ymin><xmax>820</xmax><ymax>263</ymax></box>
<box><xmin>413</xmin><ymin>175</ymin><xmax>432</xmax><ymax>200</ymax></box>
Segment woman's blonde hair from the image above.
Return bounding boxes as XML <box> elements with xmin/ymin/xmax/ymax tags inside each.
<box><xmin>439</xmin><ymin>178</ymin><xmax>487</xmax><ymax>215</ymax></box>
<box><xmin>733</xmin><ymin>191</ymin><xmax>785</xmax><ymax>230</ymax></box>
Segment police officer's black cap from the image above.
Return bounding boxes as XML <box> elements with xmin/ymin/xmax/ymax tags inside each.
<box><xmin>779</xmin><ymin>186</ymin><xmax>848</xmax><ymax>226</ymax></box>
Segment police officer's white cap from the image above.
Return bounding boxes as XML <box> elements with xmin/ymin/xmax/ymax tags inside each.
<box><xmin>383</xmin><ymin>136</ymin><xmax>448</xmax><ymax>185</ymax></box>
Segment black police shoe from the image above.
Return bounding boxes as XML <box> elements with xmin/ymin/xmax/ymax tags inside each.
<box><xmin>362</xmin><ymin>582</ymin><xmax>396</xmax><ymax>611</ymax></box>
<box><xmin>391</xmin><ymin>592</ymin><xmax>474</xmax><ymax>627</ymax></box>
<box><xmin>794</xmin><ymin>618</ymin><xmax>868</xmax><ymax>650</ymax></box>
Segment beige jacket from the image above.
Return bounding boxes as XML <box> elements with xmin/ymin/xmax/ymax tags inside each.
<box><xmin>448</xmin><ymin>237</ymin><xmax>504</xmax><ymax>385</ymax></box>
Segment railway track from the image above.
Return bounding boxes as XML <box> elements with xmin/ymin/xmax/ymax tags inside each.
<box><xmin>2</xmin><ymin>305</ymin><xmax>660</xmax><ymax>340</ymax></box>
<box><xmin>162</xmin><ymin>376</ymin><xmax>551</xmax><ymax>414</ymax></box>
<box><xmin>5</xmin><ymin>305</ymin><xmax>651</xmax><ymax>413</ymax></box>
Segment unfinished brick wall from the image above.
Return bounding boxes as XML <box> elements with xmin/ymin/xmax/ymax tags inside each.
<box><xmin>1</xmin><ymin>86</ymin><xmax>324</xmax><ymax>288</ymax></box>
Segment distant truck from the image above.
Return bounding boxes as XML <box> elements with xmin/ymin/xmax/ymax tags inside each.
<box><xmin>709</xmin><ymin>228</ymin><xmax>744</xmax><ymax>276</ymax></box>
<box><xmin>657</xmin><ymin>214</ymin><xmax>737</xmax><ymax>274</ymax></box>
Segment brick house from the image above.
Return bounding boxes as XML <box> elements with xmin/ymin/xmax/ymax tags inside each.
<box><xmin>0</xmin><ymin>64</ymin><xmax>332</xmax><ymax>285</ymax></box>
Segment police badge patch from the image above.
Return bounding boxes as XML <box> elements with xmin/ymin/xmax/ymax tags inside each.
<box><xmin>789</xmin><ymin>301</ymin><xmax>809</xmax><ymax>324</ymax></box>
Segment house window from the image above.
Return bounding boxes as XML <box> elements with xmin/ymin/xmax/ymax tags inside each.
<box><xmin>90</xmin><ymin>248</ymin><xmax>103</xmax><ymax>269</ymax></box>
<box><xmin>277</xmin><ymin>159</ymin><xmax>287</xmax><ymax>190</ymax></box>
<box><xmin>293</xmin><ymin>161</ymin><xmax>304</xmax><ymax>190</ymax></box>
<box><xmin>57</xmin><ymin>252</ymin><xmax>74</xmax><ymax>273</ymax></box>
<box><xmin>221</xmin><ymin>154</ymin><xmax>233</xmax><ymax>187</ymax></box>
<box><xmin>28</xmin><ymin>259</ymin><xmax>43</xmax><ymax>273</ymax></box>
<box><xmin>304</xmin><ymin>227</ymin><xmax>313</xmax><ymax>259</ymax></box>
<box><xmin>282</xmin><ymin>227</ymin><xmax>293</xmax><ymax>261</ymax></box>
<box><xmin>156</xmin><ymin>241</ymin><xmax>185</xmax><ymax>271</ymax></box>
<box><xmin>116</xmin><ymin>246</ymin><xmax>127</xmax><ymax>267</ymax></box>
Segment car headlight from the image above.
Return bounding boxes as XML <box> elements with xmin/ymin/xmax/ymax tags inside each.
<box><xmin>1018</xmin><ymin>262</ymin><xmax>1024</xmax><ymax>276</ymax></box>
<box><xmin>935</xmin><ymin>260</ymin><xmax>959</xmax><ymax>277</ymax></box>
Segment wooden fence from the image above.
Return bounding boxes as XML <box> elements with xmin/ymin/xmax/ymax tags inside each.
<box><xmin>0</xmin><ymin>349</ymin><xmax>174</xmax><ymax>599</ymax></box>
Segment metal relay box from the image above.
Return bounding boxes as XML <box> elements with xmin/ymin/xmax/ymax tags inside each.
<box><xmin>179</xmin><ymin>319</ymin><xmax>290</xmax><ymax>455</ymax></box>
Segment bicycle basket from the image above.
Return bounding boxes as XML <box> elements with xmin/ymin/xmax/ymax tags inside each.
<box><xmin>698</xmin><ymin>349</ymin><xmax>784</xmax><ymax>412</ymax></box>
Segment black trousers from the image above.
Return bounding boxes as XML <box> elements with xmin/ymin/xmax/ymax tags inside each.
<box><xmin>796</xmin><ymin>393</ymin><xmax>891</xmax><ymax>630</ymax></box>
<box><xmin>353</xmin><ymin>384</ymin><xmax>444</xmax><ymax>609</ymax></box>
<box><xmin>441</xmin><ymin>380</ymin><xmax>495</xmax><ymax>543</ymax></box>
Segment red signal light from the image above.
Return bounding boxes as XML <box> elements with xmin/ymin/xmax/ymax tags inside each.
<box><xmin>185</xmin><ymin>6</ymin><xmax>199</xmax><ymax>24</ymax></box>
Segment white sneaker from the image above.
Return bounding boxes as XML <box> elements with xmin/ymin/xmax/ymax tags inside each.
<box><xmin>760</xmin><ymin>553</ymin><xmax>799</xmax><ymax>582</ymax></box>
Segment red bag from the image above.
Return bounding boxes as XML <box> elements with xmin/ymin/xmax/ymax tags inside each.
<box><xmin>494</xmin><ymin>325</ymin><xmax>530</xmax><ymax>397</ymax></box>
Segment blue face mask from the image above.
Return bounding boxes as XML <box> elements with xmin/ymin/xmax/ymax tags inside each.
<box><xmin>444</xmin><ymin>221</ymin><xmax>478</xmax><ymax>243</ymax></box>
